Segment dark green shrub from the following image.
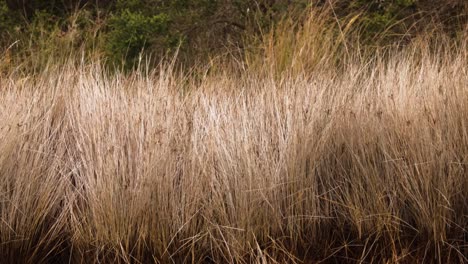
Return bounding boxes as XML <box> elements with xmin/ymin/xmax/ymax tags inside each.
<box><xmin>105</xmin><ymin>9</ymin><xmax>170</xmax><ymax>68</ymax></box>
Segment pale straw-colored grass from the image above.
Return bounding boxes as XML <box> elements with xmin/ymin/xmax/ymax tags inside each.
<box><xmin>0</xmin><ymin>36</ymin><xmax>467</xmax><ymax>263</ymax></box>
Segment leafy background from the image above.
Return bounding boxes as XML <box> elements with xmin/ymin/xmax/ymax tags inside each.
<box><xmin>0</xmin><ymin>0</ymin><xmax>466</xmax><ymax>69</ymax></box>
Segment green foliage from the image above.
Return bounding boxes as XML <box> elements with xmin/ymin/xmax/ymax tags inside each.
<box><xmin>347</xmin><ymin>0</ymin><xmax>417</xmax><ymax>42</ymax></box>
<box><xmin>104</xmin><ymin>0</ymin><xmax>227</xmax><ymax>67</ymax></box>
<box><xmin>106</xmin><ymin>9</ymin><xmax>170</xmax><ymax>67</ymax></box>
<box><xmin>0</xmin><ymin>0</ymin><xmax>466</xmax><ymax>70</ymax></box>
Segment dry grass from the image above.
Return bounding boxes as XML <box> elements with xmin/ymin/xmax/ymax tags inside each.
<box><xmin>0</xmin><ymin>29</ymin><xmax>467</xmax><ymax>264</ymax></box>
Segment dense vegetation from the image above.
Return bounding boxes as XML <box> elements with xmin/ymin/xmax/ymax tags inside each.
<box><xmin>0</xmin><ymin>0</ymin><xmax>466</xmax><ymax>68</ymax></box>
<box><xmin>0</xmin><ymin>1</ymin><xmax>467</xmax><ymax>263</ymax></box>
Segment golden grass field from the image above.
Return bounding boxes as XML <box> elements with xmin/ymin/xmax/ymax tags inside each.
<box><xmin>0</xmin><ymin>13</ymin><xmax>467</xmax><ymax>263</ymax></box>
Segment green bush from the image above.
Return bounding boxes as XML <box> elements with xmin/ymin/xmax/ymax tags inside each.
<box><xmin>105</xmin><ymin>9</ymin><xmax>171</xmax><ymax>68</ymax></box>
